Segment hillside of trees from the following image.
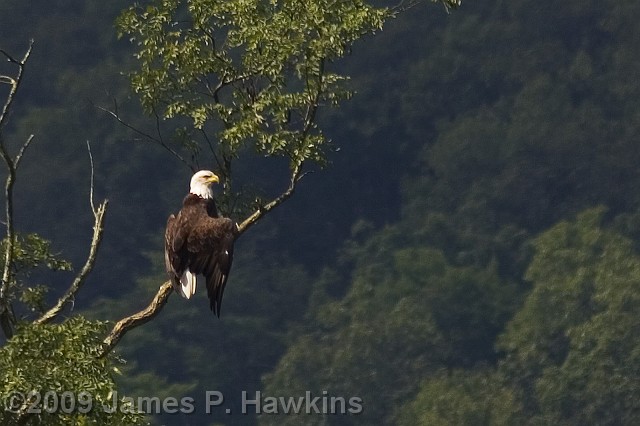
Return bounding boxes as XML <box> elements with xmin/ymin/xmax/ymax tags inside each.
<box><xmin>2</xmin><ymin>0</ymin><xmax>640</xmax><ymax>424</ymax></box>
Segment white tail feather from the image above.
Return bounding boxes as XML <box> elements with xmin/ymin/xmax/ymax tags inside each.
<box><xmin>179</xmin><ymin>270</ymin><xmax>197</xmax><ymax>299</ymax></box>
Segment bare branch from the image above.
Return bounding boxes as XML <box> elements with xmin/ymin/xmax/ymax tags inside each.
<box><xmin>236</xmin><ymin>164</ymin><xmax>306</xmax><ymax>236</ymax></box>
<box><xmin>86</xmin><ymin>140</ymin><xmax>96</xmax><ymax>213</ymax></box>
<box><xmin>0</xmin><ymin>76</ymin><xmax>15</xmax><ymax>85</ymax></box>
<box><xmin>99</xmin><ymin>281</ymin><xmax>173</xmax><ymax>357</ymax></box>
<box><xmin>36</xmin><ymin>142</ymin><xmax>107</xmax><ymax>324</ymax></box>
<box><xmin>95</xmin><ymin>100</ymin><xmax>192</xmax><ymax>170</ymax></box>
<box><xmin>392</xmin><ymin>0</ymin><xmax>461</xmax><ymax>14</ymax></box>
<box><xmin>0</xmin><ymin>48</ymin><xmax>21</xmax><ymax>64</ymax></box>
<box><xmin>35</xmin><ymin>201</ymin><xmax>108</xmax><ymax>325</ymax></box>
<box><xmin>391</xmin><ymin>0</ymin><xmax>422</xmax><ymax>13</ymax></box>
<box><xmin>14</xmin><ymin>134</ymin><xmax>35</xmax><ymax>169</ymax></box>
<box><xmin>0</xmin><ymin>40</ymin><xmax>33</xmax><ymax>129</ymax></box>
<box><xmin>0</xmin><ymin>41</ymin><xmax>34</xmax><ymax>338</ymax></box>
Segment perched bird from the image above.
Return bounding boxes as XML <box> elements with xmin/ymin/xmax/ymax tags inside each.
<box><xmin>164</xmin><ymin>170</ymin><xmax>237</xmax><ymax>316</ymax></box>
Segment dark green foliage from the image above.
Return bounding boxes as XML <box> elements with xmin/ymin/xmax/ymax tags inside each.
<box><xmin>262</xmin><ymin>0</ymin><xmax>640</xmax><ymax>424</ymax></box>
<box><xmin>397</xmin><ymin>370</ymin><xmax>523</xmax><ymax>426</ymax></box>
<box><xmin>396</xmin><ymin>0</ymin><xmax>640</xmax><ymax>281</ymax></box>
<box><xmin>499</xmin><ymin>208</ymin><xmax>640</xmax><ymax>425</ymax></box>
<box><xmin>262</xmin><ymin>225</ymin><xmax>515</xmax><ymax>424</ymax></box>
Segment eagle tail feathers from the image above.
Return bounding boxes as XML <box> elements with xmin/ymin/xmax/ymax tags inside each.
<box><xmin>179</xmin><ymin>270</ymin><xmax>197</xmax><ymax>299</ymax></box>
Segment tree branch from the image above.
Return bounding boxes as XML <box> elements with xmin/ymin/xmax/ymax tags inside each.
<box><xmin>0</xmin><ymin>41</ymin><xmax>34</xmax><ymax>339</ymax></box>
<box><xmin>392</xmin><ymin>0</ymin><xmax>461</xmax><ymax>13</ymax></box>
<box><xmin>36</xmin><ymin>141</ymin><xmax>108</xmax><ymax>324</ymax></box>
<box><xmin>236</xmin><ymin>164</ymin><xmax>305</xmax><ymax>236</ymax></box>
<box><xmin>95</xmin><ymin>100</ymin><xmax>192</xmax><ymax>170</ymax></box>
<box><xmin>99</xmin><ymin>280</ymin><xmax>173</xmax><ymax>357</ymax></box>
<box><xmin>13</xmin><ymin>134</ymin><xmax>34</xmax><ymax>169</ymax></box>
<box><xmin>35</xmin><ymin>202</ymin><xmax>108</xmax><ymax>324</ymax></box>
<box><xmin>0</xmin><ymin>41</ymin><xmax>33</xmax><ymax>128</ymax></box>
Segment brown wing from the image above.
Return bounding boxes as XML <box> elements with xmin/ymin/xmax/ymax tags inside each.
<box><xmin>186</xmin><ymin>217</ymin><xmax>236</xmax><ymax>317</ymax></box>
<box><xmin>164</xmin><ymin>209</ymin><xmax>194</xmax><ymax>293</ymax></box>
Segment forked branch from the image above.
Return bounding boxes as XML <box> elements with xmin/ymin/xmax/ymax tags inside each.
<box><xmin>36</xmin><ymin>142</ymin><xmax>108</xmax><ymax>324</ymax></box>
<box><xmin>96</xmin><ymin>101</ymin><xmax>192</xmax><ymax>170</ymax></box>
<box><xmin>0</xmin><ymin>41</ymin><xmax>35</xmax><ymax>339</ymax></box>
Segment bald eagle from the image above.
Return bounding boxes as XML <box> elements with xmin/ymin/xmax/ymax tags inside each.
<box><xmin>164</xmin><ymin>170</ymin><xmax>238</xmax><ymax>316</ymax></box>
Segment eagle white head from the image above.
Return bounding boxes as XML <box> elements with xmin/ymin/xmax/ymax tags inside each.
<box><xmin>190</xmin><ymin>170</ymin><xmax>219</xmax><ymax>199</ymax></box>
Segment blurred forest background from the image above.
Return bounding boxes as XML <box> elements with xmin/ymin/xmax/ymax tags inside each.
<box><xmin>2</xmin><ymin>0</ymin><xmax>640</xmax><ymax>424</ymax></box>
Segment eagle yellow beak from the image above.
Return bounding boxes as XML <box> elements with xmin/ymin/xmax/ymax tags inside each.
<box><xmin>209</xmin><ymin>174</ymin><xmax>220</xmax><ymax>184</ymax></box>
